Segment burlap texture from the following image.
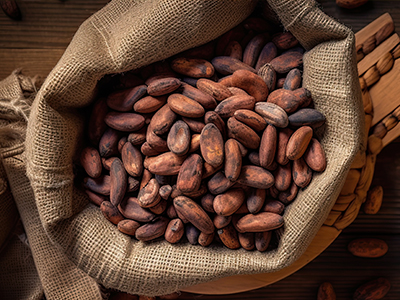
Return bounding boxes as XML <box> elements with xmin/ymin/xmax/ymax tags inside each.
<box><xmin>0</xmin><ymin>71</ymin><xmax>102</xmax><ymax>300</ymax></box>
<box><xmin>24</xmin><ymin>0</ymin><xmax>364</xmax><ymax>297</ymax></box>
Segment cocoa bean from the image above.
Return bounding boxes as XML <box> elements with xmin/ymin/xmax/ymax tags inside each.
<box><xmin>200</xmin><ymin>123</ymin><xmax>224</xmax><ymax>168</ymax></box>
<box><xmin>177</xmin><ymin>154</ymin><xmax>203</xmax><ymax>193</ymax></box>
<box><xmin>237</xmin><ymin>165</ymin><xmax>274</xmax><ymax>189</ymax></box>
<box><xmin>348</xmin><ymin>238</ymin><xmax>388</xmax><ymax>258</ymax></box>
<box><xmin>255</xmin><ymin>42</ymin><xmax>278</xmax><ymax>71</ymax></box>
<box><xmin>147</xmin><ymin>77</ymin><xmax>181</xmax><ymax>96</ymax></box>
<box><xmin>213</xmin><ymin>189</ymin><xmax>246</xmax><ymax>216</ymax></box>
<box><xmin>286</xmin><ymin>126</ymin><xmax>313</xmax><ymax>160</ymax></box>
<box><xmin>247</xmin><ymin>188</ymin><xmax>266</xmax><ymax>214</ymax></box>
<box><xmin>353</xmin><ymin>278</ymin><xmax>391</xmax><ymax>300</ymax></box>
<box><xmin>138</xmin><ymin>178</ymin><xmax>161</xmax><ymax>208</ymax></box>
<box><xmin>100</xmin><ymin>201</ymin><xmax>124</xmax><ymax>225</ymax></box>
<box><xmin>80</xmin><ymin>146</ymin><xmax>102</xmax><ymax>178</ymax></box>
<box><xmin>135</xmin><ymin>216</ymin><xmax>169</xmax><ymax>242</ymax></box>
<box><xmin>231</xmin><ymin>69</ymin><xmax>269</xmax><ymax>102</ymax></box>
<box><xmin>167</xmin><ymin>93</ymin><xmax>205</xmax><ymax>118</ymax></box>
<box><xmin>165</xmin><ymin>218</ymin><xmax>184</xmax><ymax>244</ymax></box>
<box><xmin>255</xmin><ymin>231</ymin><xmax>272</xmax><ymax>252</ymax></box>
<box><xmin>236</xmin><ymin>212</ymin><xmax>284</xmax><ymax>233</ymax></box>
<box><xmin>259</xmin><ymin>124</ymin><xmax>277</xmax><ymax>168</ymax></box>
<box><xmin>217</xmin><ymin>224</ymin><xmax>240</xmax><ymax>249</ymax></box>
<box><xmin>170</xmin><ymin>57</ymin><xmax>215</xmax><ymax>78</ymax></box>
<box><xmin>227</xmin><ymin>117</ymin><xmax>260</xmax><ymax>149</ymax></box>
<box><xmin>215</xmin><ymin>95</ymin><xmax>256</xmax><ymax>118</ymax></box>
<box><xmin>233</xmin><ymin>109</ymin><xmax>267</xmax><ymax>132</ymax></box>
<box><xmin>121</xmin><ymin>141</ymin><xmax>143</xmax><ymax>177</ymax></box>
<box><xmin>106</xmin><ymin>85</ymin><xmax>147</xmax><ymax>112</ymax></box>
<box><xmin>303</xmin><ymin>138</ymin><xmax>326</xmax><ymax>172</ymax></box>
<box><xmin>255</xmin><ymin>102</ymin><xmax>289</xmax><ymax>128</ymax></box>
<box><xmin>224</xmin><ymin>139</ymin><xmax>242</xmax><ymax>181</ymax></box>
<box><xmin>118</xmin><ymin>197</ymin><xmax>156</xmax><ymax>222</ymax></box>
<box><xmin>167</xmin><ymin>120</ymin><xmax>191</xmax><ymax>156</ymax></box>
<box><xmin>197</xmin><ymin>78</ymin><xmax>233</xmax><ymax>101</ymax></box>
<box><xmin>118</xmin><ymin>219</ymin><xmax>141</xmax><ymax>236</ymax></box>
<box><xmin>211</xmin><ymin>56</ymin><xmax>256</xmax><ymax>75</ymax></box>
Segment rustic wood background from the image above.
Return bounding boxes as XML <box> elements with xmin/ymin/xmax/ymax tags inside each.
<box><xmin>0</xmin><ymin>0</ymin><xmax>399</xmax><ymax>299</ymax></box>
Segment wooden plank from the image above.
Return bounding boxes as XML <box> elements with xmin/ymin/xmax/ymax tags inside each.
<box><xmin>181</xmin><ymin>226</ymin><xmax>341</xmax><ymax>295</ymax></box>
<box><xmin>357</xmin><ymin>33</ymin><xmax>399</xmax><ymax>76</ymax></box>
<box><xmin>355</xmin><ymin>12</ymin><xmax>394</xmax><ymax>50</ymax></box>
<box><xmin>0</xmin><ymin>48</ymin><xmax>65</xmax><ymax>80</ymax></box>
<box><xmin>0</xmin><ymin>0</ymin><xmax>108</xmax><ymax>49</ymax></box>
<box><xmin>370</xmin><ymin>59</ymin><xmax>400</xmax><ymax>126</ymax></box>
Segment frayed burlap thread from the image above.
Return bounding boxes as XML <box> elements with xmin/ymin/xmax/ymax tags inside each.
<box><xmin>25</xmin><ymin>0</ymin><xmax>363</xmax><ymax>297</ymax></box>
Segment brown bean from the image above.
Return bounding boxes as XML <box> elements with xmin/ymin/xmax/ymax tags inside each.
<box><xmin>166</xmin><ymin>204</ymin><xmax>178</xmax><ymax>219</ymax></box>
<box><xmin>139</xmin><ymin>169</ymin><xmax>152</xmax><ymax>190</ymax></box>
<box><xmin>178</xmin><ymin>82</ymin><xmax>217</xmax><ymax>110</ymax></box>
<box><xmin>146</xmin><ymin>151</ymin><xmax>186</xmax><ymax>176</ymax></box>
<box><xmin>100</xmin><ymin>201</ymin><xmax>124</xmax><ymax>225</ymax></box>
<box><xmin>211</xmin><ymin>56</ymin><xmax>256</xmax><ymax>76</ymax></box>
<box><xmin>85</xmin><ymin>189</ymin><xmax>108</xmax><ymax>206</ymax></box>
<box><xmin>213</xmin><ymin>215</ymin><xmax>232</xmax><ymax>229</ymax></box>
<box><xmin>207</xmin><ymin>171</ymin><xmax>235</xmax><ymax>195</ymax></box>
<box><xmin>213</xmin><ymin>189</ymin><xmax>246</xmax><ymax>216</ymax></box>
<box><xmin>259</xmin><ymin>124</ymin><xmax>277</xmax><ymax>169</ymax></box>
<box><xmin>233</xmin><ymin>109</ymin><xmax>266</xmax><ymax>132</ymax></box>
<box><xmin>99</xmin><ymin>128</ymin><xmax>121</xmax><ymax>157</ymax></box>
<box><xmin>200</xmin><ymin>123</ymin><xmax>224</xmax><ymax>168</ymax></box>
<box><xmin>348</xmin><ymin>238</ymin><xmax>388</xmax><ymax>258</ymax></box>
<box><xmin>292</xmin><ymin>157</ymin><xmax>312</xmax><ymax>188</ymax></box>
<box><xmin>248</xmin><ymin>151</ymin><xmax>260</xmax><ymax>166</ymax></box>
<box><xmin>215</xmin><ymin>95</ymin><xmax>256</xmax><ymax>118</ymax></box>
<box><xmin>140</xmin><ymin>142</ymin><xmax>160</xmax><ymax>157</ymax></box>
<box><xmin>288</xmin><ymin>108</ymin><xmax>326</xmax><ymax>128</ymax></box>
<box><xmin>127</xmin><ymin>126</ymin><xmax>147</xmax><ymax>145</ymax></box>
<box><xmin>364</xmin><ymin>185</ymin><xmax>383</xmax><ymax>215</ymax></box>
<box><xmin>317</xmin><ymin>282</ymin><xmax>336</xmax><ymax>300</ymax></box>
<box><xmin>121</xmin><ymin>142</ymin><xmax>143</xmax><ymax>177</ymax></box>
<box><xmin>293</xmin><ymin>88</ymin><xmax>313</xmax><ymax>108</ymax></box>
<box><xmin>133</xmin><ymin>95</ymin><xmax>167</xmax><ymax>114</ymax></box>
<box><xmin>236</xmin><ymin>212</ymin><xmax>284</xmax><ymax>233</ymax></box>
<box><xmin>255</xmin><ymin>42</ymin><xmax>278</xmax><ymax>71</ymax></box>
<box><xmin>272</xmin><ymin>32</ymin><xmax>299</xmax><ymax>50</ymax></box>
<box><xmin>118</xmin><ymin>136</ymin><xmax>128</xmax><ymax>154</ymax></box>
<box><xmin>223</xmin><ymin>40</ymin><xmax>243</xmax><ymax>60</ymax></box>
<box><xmin>261</xmin><ymin>199</ymin><xmax>285</xmax><ymax>214</ymax></box>
<box><xmin>147</xmin><ymin>77</ymin><xmax>181</xmax><ymax>96</ymax></box>
<box><xmin>270</xmin><ymin>51</ymin><xmax>303</xmax><ymax>73</ymax></box>
<box><xmin>188</xmin><ymin>134</ymin><xmax>201</xmax><ymax>153</ymax></box>
<box><xmin>247</xmin><ymin>188</ymin><xmax>266</xmax><ymax>214</ymax></box>
<box><xmin>159</xmin><ymin>184</ymin><xmax>172</xmax><ymax>200</ymax></box>
<box><xmin>177</xmin><ymin>154</ymin><xmax>203</xmax><ymax>193</ymax></box>
<box><xmin>231</xmin><ymin>69</ymin><xmax>269</xmax><ymax>102</ymax></box>
<box><xmin>198</xmin><ymin>231</ymin><xmax>215</xmax><ymax>247</ymax></box>
<box><xmin>276</xmin><ymin>127</ymin><xmax>293</xmax><ymax>165</ymax></box>
<box><xmin>164</xmin><ymin>218</ymin><xmax>184</xmax><ymax>244</ymax></box>
<box><xmin>243</xmin><ymin>33</ymin><xmax>269</xmax><ymax>67</ymax></box>
<box><xmin>104</xmin><ymin>112</ymin><xmax>145</xmax><ymax>132</ymax></box>
<box><xmin>274</xmin><ymin>163</ymin><xmax>292</xmax><ymax>192</ymax></box>
<box><xmin>127</xmin><ymin>177</ymin><xmax>140</xmax><ymax>193</ymax></box>
<box><xmin>228</xmin><ymin>87</ymin><xmax>248</xmax><ymax>96</ymax></box>
<box><xmin>227</xmin><ymin>117</ymin><xmax>260</xmax><ymax>149</ymax></box>
<box><xmin>167</xmin><ymin>93</ymin><xmax>205</xmax><ymax>118</ymax></box>
<box><xmin>286</xmin><ymin>126</ymin><xmax>313</xmax><ymax>160</ymax></box>
<box><xmin>237</xmin><ymin>165</ymin><xmax>275</xmax><ymax>189</ymax></box>
<box><xmin>238</xmin><ymin>232</ymin><xmax>255</xmax><ymax>250</ymax></box>
<box><xmin>110</xmin><ymin>158</ymin><xmax>127</xmax><ymax>207</ymax></box>
<box><xmin>106</xmin><ymin>85</ymin><xmax>147</xmax><ymax>111</ymax></box>
<box><xmin>182</xmin><ymin>117</ymin><xmax>205</xmax><ymax>133</ymax></box>
<box><xmin>117</xmin><ymin>219</ymin><xmax>141</xmax><ymax>236</ymax></box>
<box><xmin>84</xmin><ymin>175</ymin><xmax>110</xmax><ymax>195</ymax></box>
<box><xmin>257</xmin><ymin>63</ymin><xmax>276</xmax><ymax>92</ymax></box>
<box><xmin>145</xmin><ymin>72</ymin><xmax>177</xmax><ymax>86</ymax></box>
<box><xmin>80</xmin><ymin>146</ymin><xmax>102</xmax><ymax>178</ymax></box>
<box><xmin>135</xmin><ymin>216</ymin><xmax>169</xmax><ymax>242</ymax></box>
<box><xmin>119</xmin><ymin>196</ymin><xmax>156</xmax><ymax>223</ymax></box>
<box><xmin>303</xmin><ymin>138</ymin><xmax>326</xmax><ymax>172</ymax></box>
<box><xmin>170</xmin><ymin>57</ymin><xmax>215</xmax><ymax>78</ymax></box>
<box><xmin>88</xmin><ymin>97</ymin><xmax>109</xmax><ymax>145</ymax></box>
<box><xmin>218</xmin><ymin>75</ymin><xmax>233</xmax><ymax>87</ymax></box>
<box><xmin>353</xmin><ymin>278</ymin><xmax>391</xmax><ymax>300</ymax></box>
<box><xmin>149</xmin><ymin>199</ymin><xmax>167</xmax><ymax>214</ymax></box>
<box><xmin>149</xmin><ymin>104</ymin><xmax>177</xmax><ymax>136</ymax></box>
<box><xmin>138</xmin><ymin>178</ymin><xmax>161</xmax><ymax>208</ymax></box>
<box><xmin>267</xmin><ymin>89</ymin><xmax>302</xmax><ymax>114</ymax></box>
<box><xmin>167</xmin><ymin>120</ymin><xmax>191</xmax><ymax>156</ymax></box>
<box><xmin>196</xmin><ymin>78</ymin><xmax>233</xmax><ymax>101</ymax></box>
<box><xmin>202</xmin><ymin>161</ymin><xmax>223</xmax><ymax>179</ymax></box>
<box><xmin>204</xmin><ymin>111</ymin><xmax>226</xmax><ymax>139</ymax></box>
<box><xmin>283</xmin><ymin>68</ymin><xmax>302</xmax><ymax>90</ymax></box>
<box><xmin>255</xmin><ymin>102</ymin><xmax>289</xmax><ymax>128</ymax></box>
<box><xmin>146</xmin><ymin>129</ymin><xmax>168</xmax><ymax>153</ymax></box>
<box><xmin>278</xmin><ymin>182</ymin><xmax>299</xmax><ymax>205</ymax></box>
<box><xmin>224</xmin><ymin>139</ymin><xmax>242</xmax><ymax>181</ymax></box>
<box><xmin>185</xmin><ymin>223</ymin><xmax>201</xmax><ymax>245</ymax></box>
<box><xmin>255</xmin><ymin>231</ymin><xmax>272</xmax><ymax>252</ymax></box>
<box><xmin>173</xmin><ymin>196</ymin><xmax>214</xmax><ymax>234</ymax></box>
<box><xmin>217</xmin><ymin>224</ymin><xmax>240</xmax><ymax>249</ymax></box>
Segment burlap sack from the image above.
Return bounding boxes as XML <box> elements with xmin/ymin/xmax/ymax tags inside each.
<box><xmin>0</xmin><ymin>71</ymin><xmax>103</xmax><ymax>300</ymax></box>
<box><xmin>24</xmin><ymin>0</ymin><xmax>364</xmax><ymax>297</ymax></box>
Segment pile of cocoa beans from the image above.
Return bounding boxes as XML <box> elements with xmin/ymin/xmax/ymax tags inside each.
<box><xmin>79</xmin><ymin>17</ymin><xmax>327</xmax><ymax>252</ymax></box>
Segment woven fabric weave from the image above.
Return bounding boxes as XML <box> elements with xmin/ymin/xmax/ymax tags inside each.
<box><xmin>20</xmin><ymin>0</ymin><xmax>364</xmax><ymax>297</ymax></box>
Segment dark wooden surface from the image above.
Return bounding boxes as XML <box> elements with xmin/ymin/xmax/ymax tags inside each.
<box><xmin>0</xmin><ymin>1</ymin><xmax>399</xmax><ymax>299</ymax></box>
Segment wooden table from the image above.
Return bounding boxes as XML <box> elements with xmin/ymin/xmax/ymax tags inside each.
<box><xmin>1</xmin><ymin>1</ymin><xmax>399</xmax><ymax>299</ymax></box>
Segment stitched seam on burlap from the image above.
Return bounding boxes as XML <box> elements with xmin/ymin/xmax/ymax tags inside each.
<box><xmin>90</xmin><ymin>17</ymin><xmax>118</xmax><ymax>70</ymax></box>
